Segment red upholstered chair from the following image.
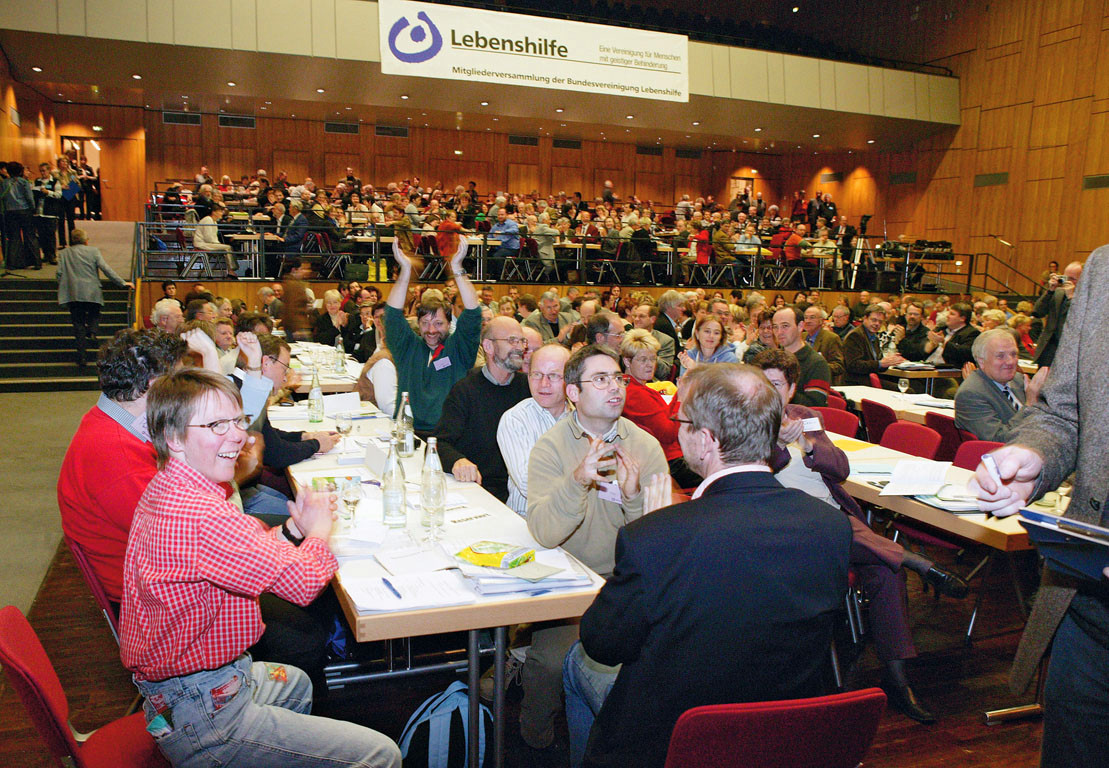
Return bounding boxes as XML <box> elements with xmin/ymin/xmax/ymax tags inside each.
<box><xmin>859</xmin><ymin>399</ymin><xmax>897</xmax><ymax>443</ymax></box>
<box><xmin>868</xmin><ymin>372</ymin><xmax>883</xmax><ymax>388</ymax></box>
<box><xmin>826</xmin><ymin>393</ymin><xmax>847</xmax><ymax>410</ymax></box>
<box><xmin>663</xmin><ymin>688</ymin><xmax>887</xmax><ymax>768</ymax></box>
<box><xmin>925</xmin><ymin>411</ymin><xmax>963</xmax><ymax>462</ymax></box>
<box><xmin>0</xmin><ymin>606</ymin><xmax>169</xmax><ymax>768</ymax></box>
<box><xmin>954</xmin><ymin>440</ymin><xmax>1004</xmax><ymax>472</ymax></box>
<box><xmin>812</xmin><ymin>406</ymin><xmax>859</xmax><ymax>438</ymax></box>
<box><xmin>64</xmin><ymin>535</ymin><xmax>120</xmax><ymax>644</ymax></box>
<box><xmin>879</xmin><ymin>421</ymin><xmax>942</xmax><ymax>460</ymax></box>
<box><xmin>958</xmin><ymin>428</ymin><xmax>978</xmax><ymax>443</ymax></box>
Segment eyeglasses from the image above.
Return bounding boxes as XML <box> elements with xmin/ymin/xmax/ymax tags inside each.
<box><xmin>669</xmin><ymin>415</ymin><xmax>694</xmax><ymax>426</ymax></box>
<box><xmin>267</xmin><ymin>355</ymin><xmax>290</xmax><ymax>371</ymax></box>
<box><xmin>575</xmin><ymin>372</ymin><xmax>631</xmax><ymax>390</ymax></box>
<box><xmin>187</xmin><ymin>415</ymin><xmax>251</xmax><ymax>435</ymax></box>
<box><xmin>528</xmin><ymin>371</ymin><xmax>564</xmax><ymax>382</ymax></box>
<box><xmin>489</xmin><ymin>336</ymin><xmax>528</xmax><ymax>347</ymax></box>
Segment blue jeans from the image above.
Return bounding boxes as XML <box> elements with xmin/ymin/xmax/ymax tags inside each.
<box><xmin>242</xmin><ymin>484</ymin><xmax>292</xmax><ymax>519</ymax></box>
<box><xmin>1041</xmin><ymin>612</ymin><xmax>1109</xmax><ymax>768</ymax></box>
<box><xmin>563</xmin><ymin>642</ymin><xmax>620</xmax><ymax>768</ymax></box>
<box><xmin>134</xmin><ymin>654</ymin><xmax>400</xmax><ymax>768</ymax></box>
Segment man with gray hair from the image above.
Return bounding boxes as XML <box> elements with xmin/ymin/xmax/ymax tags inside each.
<box><xmin>563</xmin><ymin>362</ymin><xmax>851</xmax><ymax>768</ymax></box>
<box><xmin>151</xmin><ymin>297</ymin><xmax>184</xmax><ymax>334</ymax></box>
<box><xmin>522</xmin><ymin>290</ymin><xmax>574</xmax><ymax>343</ymax></box>
<box><xmin>954</xmin><ymin>328</ymin><xmax>1049</xmax><ymax>442</ymax></box>
<box><xmin>654</xmin><ymin>289</ymin><xmax>688</xmax><ymax>346</ymax></box>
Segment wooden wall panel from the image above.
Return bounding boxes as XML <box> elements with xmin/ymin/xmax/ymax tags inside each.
<box><xmin>634</xmin><ymin>171</ymin><xmax>665</xmax><ymax>202</ymax></box>
<box><xmin>217</xmin><ymin>147</ymin><xmax>255</xmax><ymax>181</ymax></box>
<box><xmin>507</xmin><ymin>163</ymin><xmax>540</xmax><ymax>194</ymax></box>
<box><xmin>551</xmin><ymin>165</ymin><xmax>584</xmax><ymax>196</ymax></box>
<box><xmin>374</xmin><ymin>154</ymin><xmax>412</xmax><ymax>183</ymax></box>
<box><xmin>272</xmin><ymin>150</ymin><xmax>310</xmax><ymax>181</ymax></box>
<box><xmin>324</xmin><ymin>152</ymin><xmax>361</xmax><ymax>184</ymax></box>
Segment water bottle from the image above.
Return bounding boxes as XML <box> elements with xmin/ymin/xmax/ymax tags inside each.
<box><xmin>334</xmin><ymin>334</ymin><xmax>346</xmax><ymax>373</ymax></box>
<box><xmin>381</xmin><ymin>438</ymin><xmax>407</xmax><ymax>528</ymax></box>
<box><xmin>394</xmin><ymin>391</ymin><xmax>415</xmax><ymax>457</ymax></box>
<box><xmin>420</xmin><ymin>437</ymin><xmax>446</xmax><ymax>530</ymax></box>
<box><xmin>307</xmin><ymin>368</ymin><xmax>324</xmax><ymax>423</ymax></box>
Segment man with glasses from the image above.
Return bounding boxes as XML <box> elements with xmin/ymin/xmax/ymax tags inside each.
<box><xmin>585</xmin><ymin>310</ymin><xmax>626</xmax><ymax>350</ymax></box>
<box><xmin>562</xmin><ymin>363</ymin><xmax>851</xmax><ymax>768</ymax></box>
<box><xmin>432</xmin><ymin>316</ymin><xmax>530</xmax><ymax>500</ymax></box>
<box><xmin>121</xmin><ymin>368</ymin><xmax>401</xmax><ymax>768</ymax></box>
<box><xmin>630</xmin><ymin>303</ymin><xmax>675</xmax><ymax>380</ymax></box>
<box><xmin>520</xmin><ymin>344</ymin><xmax>668</xmax><ymax>754</ymax></box>
<box><xmin>523</xmin><ymin>290</ymin><xmax>575</xmax><ymax>343</ymax></box>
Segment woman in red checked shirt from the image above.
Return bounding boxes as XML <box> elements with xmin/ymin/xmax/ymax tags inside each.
<box><xmin>120</xmin><ymin>368</ymin><xmax>400</xmax><ymax>768</ymax></box>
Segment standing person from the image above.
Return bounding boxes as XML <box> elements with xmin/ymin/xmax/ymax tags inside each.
<box><xmin>1031</xmin><ymin>261</ymin><xmax>1082</xmax><ymax>368</ymax></box>
<box><xmin>54</xmin><ymin>156</ymin><xmax>81</xmax><ymax>245</ymax></box>
<box><xmin>121</xmin><ymin>368</ymin><xmax>401</xmax><ymax>768</ymax></box>
<box><xmin>56</xmin><ymin>229</ymin><xmax>134</xmax><ymax>366</ymax></box>
<box><xmin>970</xmin><ymin>245</ymin><xmax>1109</xmax><ymax>768</ymax></box>
<box><xmin>385</xmin><ymin>235</ymin><xmax>481</xmax><ymax>433</ymax></box>
<box><xmin>32</xmin><ymin>161</ymin><xmax>62</xmax><ymax>264</ymax></box>
<box><xmin>562</xmin><ymin>363</ymin><xmax>851</xmax><ymax>768</ymax></box>
<box><xmin>2</xmin><ymin>162</ymin><xmax>39</xmax><ymax>269</ymax></box>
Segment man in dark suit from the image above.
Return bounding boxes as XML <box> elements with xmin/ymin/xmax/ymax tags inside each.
<box><xmin>955</xmin><ymin>329</ymin><xmax>1048</xmax><ymax>441</ymax></box>
<box><xmin>842</xmin><ymin>304</ymin><xmax>905</xmax><ymax>386</ymax></box>
<box><xmin>938</xmin><ymin>302</ymin><xmax>979</xmax><ymax>369</ymax></box>
<box><xmin>1032</xmin><ymin>260</ymin><xmax>1082</xmax><ymax>367</ymax></box>
<box><xmin>563</xmin><ymin>363</ymin><xmax>851</xmax><ymax>768</ymax></box>
<box><xmin>351</xmin><ymin>301</ymin><xmax>383</xmax><ymax>363</ymax></box>
<box><xmin>971</xmin><ymin>245</ymin><xmax>1109</xmax><ymax>768</ymax></box>
<box><xmin>654</xmin><ymin>290</ymin><xmax>688</xmax><ymax>346</ymax></box>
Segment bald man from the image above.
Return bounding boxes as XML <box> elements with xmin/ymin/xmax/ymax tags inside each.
<box><xmin>1032</xmin><ymin>260</ymin><xmax>1082</xmax><ymax>367</ymax></box>
<box><xmin>432</xmin><ymin>316</ymin><xmax>532</xmax><ymax>501</ymax></box>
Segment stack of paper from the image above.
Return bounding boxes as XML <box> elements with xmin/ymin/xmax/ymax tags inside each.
<box><xmin>878</xmin><ymin>461</ymin><xmax>952</xmax><ymax>496</ymax></box>
<box><xmin>339</xmin><ymin>568</ymin><xmax>476</xmax><ymax>612</ymax></box>
<box><xmin>910</xmin><ymin>396</ymin><xmax>955</xmax><ymax>409</ymax></box>
<box><xmin>915</xmin><ymin>483</ymin><xmax>981</xmax><ymax>513</ymax></box>
<box><xmin>453</xmin><ymin>546</ymin><xmax>593</xmax><ymax>596</ymax></box>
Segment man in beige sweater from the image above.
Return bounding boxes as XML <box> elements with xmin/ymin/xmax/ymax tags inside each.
<box><xmin>517</xmin><ymin>343</ymin><xmax>668</xmax><ymax>754</ymax></box>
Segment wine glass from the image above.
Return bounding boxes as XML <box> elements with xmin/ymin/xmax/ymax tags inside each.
<box><xmin>335</xmin><ymin>412</ymin><xmax>353</xmax><ymax>436</ymax></box>
<box><xmin>897</xmin><ymin>378</ymin><xmax>910</xmax><ymax>395</ymax></box>
<box><xmin>339</xmin><ymin>478</ymin><xmax>361</xmax><ymax>524</ymax></box>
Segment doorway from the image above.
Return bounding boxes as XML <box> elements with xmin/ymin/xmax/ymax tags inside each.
<box><xmin>60</xmin><ymin>136</ymin><xmax>144</xmax><ymax>221</ymax></box>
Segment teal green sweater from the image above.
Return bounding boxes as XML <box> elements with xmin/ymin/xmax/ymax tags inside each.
<box><xmin>383</xmin><ymin>305</ymin><xmax>482</xmax><ymax>432</ymax></box>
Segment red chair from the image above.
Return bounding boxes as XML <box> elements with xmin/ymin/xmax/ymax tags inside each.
<box><xmin>879</xmin><ymin>421</ymin><xmax>942</xmax><ymax>460</ymax></box>
<box><xmin>868</xmin><ymin>372</ymin><xmax>883</xmax><ymax>388</ymax></box>
<box><xmin>64</xmin><ymin>535</ymin><xmax>120</xmax><ymax>644</ymax></box>
<box><xmin>826</xmin><ymin>393</ymin><xmax>847</xmax><ymax>410</ymax></box>
<box><xmin>0</xmin><ymin>605</ymin><xmax>169</xmax><ymax>768</ymax></box>
<box><xmin>958</xmin><ymin>428</ymin><xmax>978</xmax><ymax>442</ymax></box>
<box><xmin>811</xmin><ymin>406</ymin><xmax>859</xmax><ymax>438</ymax></box>
<box><xmin>954</xmin><ymin>440</ymin><xmax>1004</xmax><ymax>471</ymax></box>
<box><xmin>663</xmin><ymin>688</ymin><xmax>887</xmax><ymax>768</ymax></box>
<box><xmin>859</xmin><ymin>399</ymin><xmax>896</xmax><ymax>443</ymax></box>
<box><xmin>925</xmin><ymin>411</ymin><xmax>962</xmax><ymax>462</ymax></box>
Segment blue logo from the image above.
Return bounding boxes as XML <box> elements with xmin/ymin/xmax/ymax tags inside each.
<box><xmin>388</xmin><ymin>11</ymin><xmax>442</xmax><ymax>63</ymax></box>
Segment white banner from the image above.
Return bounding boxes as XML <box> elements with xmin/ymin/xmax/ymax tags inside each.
<box><xmin>378</xmin><ymin>0</ymin><xmax>688</xmax><ymax>102</ymax></box>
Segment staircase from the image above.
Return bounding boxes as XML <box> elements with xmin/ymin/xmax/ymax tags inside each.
<box><xmin>0</xmin><ymin>279</ymin><xmax>131</xmax><ymax>393</ymax></box>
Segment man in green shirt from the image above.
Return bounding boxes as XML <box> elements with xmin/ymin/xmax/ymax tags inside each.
<box><xmin>384</xmin><ymin>238</ymin><xmax>481</xmax><ymax>433</ymax></box>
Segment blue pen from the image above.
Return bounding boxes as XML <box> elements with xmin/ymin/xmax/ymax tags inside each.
<box><xmin>381</xmin><ymin>577</ymin><xmax>403</xmax><ymax>599</ymax></box>
<box><xmin>362</xmin><ymin>479</ymin><xmax>382</xmax><ymax>487</ymax></box>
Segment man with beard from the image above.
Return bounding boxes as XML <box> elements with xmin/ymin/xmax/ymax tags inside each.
<box><xmin>385</xmin><ymin>238</ymin><xmax>481</xmax><ymax>433</ymax></box>
<box><xmin>432</xmin><ymin>316</ymin><xmax>531</xmax><ymax>501</ymax></box>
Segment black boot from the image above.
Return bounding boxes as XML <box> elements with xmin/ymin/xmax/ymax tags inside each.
<box><xmin>881</xmin><ymin>659</ymin><xmax>936</xmax><ymax>724</ymax></box>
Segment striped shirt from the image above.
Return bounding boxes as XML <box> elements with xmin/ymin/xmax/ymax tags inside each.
<box><xmin>496</xmin><ymin>398</ymin><xmax>569</xmax><ymax>516</ymax></box>
<box><xmin>120</xmin><ymin>458</ymin><xmax>336</xmax><ymax>682</ymax></box>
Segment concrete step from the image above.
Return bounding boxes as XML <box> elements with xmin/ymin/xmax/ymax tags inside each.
<box><xmin>0</xmin><ymin>310</ymin><xmax>129</xmax><ymax>325</ymax></box>
<box><xmin>0</xmin><ymin>348</ymin><xmax>85</xmax><ymax>364</ymax></box>
<box><xmin>0</xmin><ymin>323</ymin><xmax>127</xmax><ymax>337</ymax></box>
<box><xmin>0</xmin><ymin>376</ymin><xmax>99</xmax><ymax>393</ymax></box>
<box><xmin>0</xmin><ymin>335</ymin><xmax>82</xmax><ymax>350</ymax></box>
<box><xmin>0</xmin><ymin>361</ymin><xmax>104</xmax><ymax>378</ymax></box>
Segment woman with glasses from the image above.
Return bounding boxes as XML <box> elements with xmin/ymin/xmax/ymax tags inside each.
<box><xmin>677</xmin><ymin>316</ymin><xmax>737</xmax><ymax>377</ymax></box>
<box><xmin>619</xmin><ymin>330</ymin><xmax>701</xmax><ymax>488</ymax></box>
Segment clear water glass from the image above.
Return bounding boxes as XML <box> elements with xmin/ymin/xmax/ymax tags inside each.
<box><xmin>339</xmin><ymin>478</ymin><xmax>361</xmax><ymax>523</ymax></box>
<box><xmin>898</xmin><ymin>378</ymin><xmax>910</xmax><ymax>394</ymax></box>
<box><xmin>335</xmin><ymin>412</ymin><xmax>353</xmax><ymax>436</ymax></box>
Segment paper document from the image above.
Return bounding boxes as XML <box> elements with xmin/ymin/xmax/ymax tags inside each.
<box><xmin>340</xmin><ymin>569</ymin><xmax>476</xmax><ymax>612</ymax></box>
<box><xmin>910</xmin><ymin>397</ymin><xmax>955</xmax><ymax>409</ymax></box>
<box><xmin>374</xmin><ymin>546</ymin><xmax>456</xmax><ymax>576</ymax></box>
<box><xmin>879</xmin><ymin>460</ymin><xmax>952</xmax><ymax>496</ymax></box>
<box><xmin>269</xmin><ymin>405</ymin><xmax>309</xmax><ymax>421</ymax></box>
<box><xmin>833</xmin><ymin>438</ymin><xmax>874</xmax><ymax>452</ymax></box>
<box><xmin>324</xmin><ymin>391</ymin><xmax>361</xmax><ymax>416</ymax></box>
<box><xmin>850</xmin><ymin>462</ymin><xmax>895</xmax><ymax>475</ymax></box>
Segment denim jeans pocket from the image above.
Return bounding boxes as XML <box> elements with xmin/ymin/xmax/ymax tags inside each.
<box><xmin>154</xmin><ymin>721</ymin><xmax>211</xmax><ymax>767</ymax></box>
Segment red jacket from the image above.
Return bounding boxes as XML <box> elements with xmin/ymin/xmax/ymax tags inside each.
<box><xmin>57</xmin><ymin>405</ymin><xmax>158</xmax><ymax>602</ymax></box>
<box><xmin>622</xmin><ymin>378</ymin><xmax>683</xmax><ymax>461</ymax></box>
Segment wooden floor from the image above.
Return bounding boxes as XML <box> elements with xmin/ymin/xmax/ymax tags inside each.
<box><xmin>1</xmin><ymin>544</ymin><xmax>1045</xmax><ymax>767</ymax></box>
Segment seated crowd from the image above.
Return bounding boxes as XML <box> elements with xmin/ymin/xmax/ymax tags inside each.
<box><xmin>54</xmin><ymin>226</ymin><xmax>1076</xmax><ymax>766</ymax></box>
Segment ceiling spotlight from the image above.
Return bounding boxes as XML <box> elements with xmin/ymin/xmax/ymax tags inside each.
<box><xmin>132</xmin><ymin>74</ymin><xmax>142</xmax><ymax>80</ymax></box>
<box><xmin>401</xmin><ymin>94</ymin><xmax>409</xmax><ymax>100</ymax></box>
<box><xmin>867</xmin><ymin>139</ymin><xmax>875</xmax><ymax>144</ymax></box>
<box><xmin>264</xmin><ymin>100</ymin><xmax>272</xmax><ymax>105</ymax></box>
<box><xmin>812</xmin><ymin>133</ymin><xmax>820</xmax><ymax>138</ymax></box>
<box><xmin>751</xmin><ymin>169</ymin><xmax>758</xmax><ymax>174</ymax></box>
<box><xmin>182</xmin><ymin>95</ymin><xmax>189</xmax><ymax>99</ymax></box>
<box><xmin>260</xmin><ymin>106</ymin><xmax>267</xmax><ymax>110</ymax></box>
<box><xmin>227</xmin><ymin>81</ymin><xmax>236</xmax><ymax>86</ymax></box>
<box><xmin>424</xmin><ymin>123</ymin><xmax>429</xmax><ymax>126</ymax></box>
<box><xmin>625</xmin><ymin>114</ymin><xmax>634</xmax><ymax>119</ymax></box>
<box><xmin>493</xmin><ymin>117</ymin><xmax>499</xmax><ymax>121</ymax></box>
<box><xmin>792</xmin><ymin>6</ymin><xmax>799</xmax><ymax>11</ymax></box>
<box><xmin>291</xmin><ymin>113</ymin><xmax>295</xmax><ymax>117</ymax></box>
<box><xmin>480</xmin><ymin>101</ymin><xmax>489</xmax><ymax>106</ymax></box>
<box><xmin>345</xmin><ymin>106</ymin><xmax>352</xmax><ymax>110</ymax></box>
<box><xmin>692</xmin><ymin>121</ymin><xmax>700</xmax><ymax>126</ymax></box>
<box><xmin>92</xmin><ymin>125</ymin><xmax>103</xmax><ymax>132</ymax></box>
<box><xmin>754</xmin><ymin>127</ymin><xmax>762</xmax><ymax>132</ymax></box>
<box><xmin>685</xmin><ymin>134</ymin><xmax>690</xmax><ymax>138</ymax></box>
<box><xmin>316</xmin><ymin>88</ymin><xmax>325</xmax><ymax>93</ymax></box>
<box><xmin>31</xmin><ymin>66</ymin><xmax>42</xmax><ymax>72</ymax></box>
<box><xmin>555</xmin><ymin>108</ymin><xmax>564</xmax><ymax>113</ymax></box>
<box><xmin>421</xmin><ymin>112</ymin><xmax>426</xmax><ymax>116</ymax></box>
<box><xmin>560</xmin><ymin>123</ymin><xmax>566</xmax><ymax>127</ymax></box>
<box><xmin>454</xmin><ymin>150</ymin><xmax>463</xmax><ymax>155</ymax></box>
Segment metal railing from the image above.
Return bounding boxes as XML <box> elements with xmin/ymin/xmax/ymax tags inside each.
<box><xmin>134</xmin><ymin>217</ymin><xmax>987</xmax><ymax>295</ymax></box>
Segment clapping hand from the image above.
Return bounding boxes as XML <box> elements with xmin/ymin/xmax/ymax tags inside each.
<box><xmin>183</xmin><ymin>327</ymin><xmax>217</xmax><ymax>356</ymax></box>
<box><xmin>335</xmin><ymin>310</ymin><xmax>348</xmax><ymax>328</ymax></box>
<box><xmin>391</xmin><ymin>237</ymin><xmax>414</xmax><ymax>271</ymax></box>
<box><xmin>642</xmin><ymin>472</ymin><xmax>671</xmax><ymax>514</ymax></box>
<box><xmin>287</xmin><ymin>489</ymin><xmax>336</xmax><ymax>541</ymax></box>
<box><xmin>613</xmin><ymin>444</ymin><xmax>642</xmax><ymax>500</ymax></box>
<box><xmin>573</xmin><ymin>437</ymin><xmax>616</xmax><ymax>488</ymax></box>
<box><xmin>779</xmin><ymin>416</ymin><xmax>805</xmax><ymax>446</ymax></box>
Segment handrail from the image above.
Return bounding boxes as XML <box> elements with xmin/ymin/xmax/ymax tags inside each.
<box><xmin>128</xmin><ymin>223</ymin><xmax>140</xmax><ymax>328</ymax></box>
<box><xmin>971</xmin><ymin>251</ymin><xmax>1042</xmax><ymax>298</ymax></box>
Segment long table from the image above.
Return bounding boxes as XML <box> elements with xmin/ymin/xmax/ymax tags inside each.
<box><xmin>282</xmin><ymin>405</ymin><xmax>602</xmax><ymax>768</ymax></box>
<box><xmin>878</xmin><ymin>366</ymin><xmax>962</xmax><ymax>395</ymax></box>
<box><xmin>836</xmin><ymin>385</ymin><xmax>955</xmax><ymax>426</ymax></box>
<box><xmin>288</xmin><ymin>342</ymin><xmax>362</xmax><ymax>394</ymax></box>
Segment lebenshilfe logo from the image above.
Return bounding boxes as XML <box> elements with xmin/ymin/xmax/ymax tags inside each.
<box><xmin>388</xmin><ymin>11</ymin><xmax>443</xmax><ymax>63</ymax></box>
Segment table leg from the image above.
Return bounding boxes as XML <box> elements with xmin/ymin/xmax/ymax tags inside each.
<box><xmin>468</xmin><ymin>629</ymin><xmax>480</xmax><ymax>768</ymax></box>
<box><xmin>925</xmin><ymin>377</ymin><xmax>934</xmax><ymax>396</ymax></box>
<box><xmin>494</xmin><ymin>625</ymin><xmax>507</xmax><ymax>768</ymax></box>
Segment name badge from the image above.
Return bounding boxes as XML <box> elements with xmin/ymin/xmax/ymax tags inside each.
<box><xmin>598</xmin><ymin>481</ymin><xmax>623</xmax><ymax>504</ymax></box>
<box><xmin>433</xmin><ymin>356</ymin><xmax>452</xmax><ymax>371</ymax></box>
<box><xmin>802</xmin><ymin>417</ymin><xmax>822</xmax><ymax>432</ymax></box>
